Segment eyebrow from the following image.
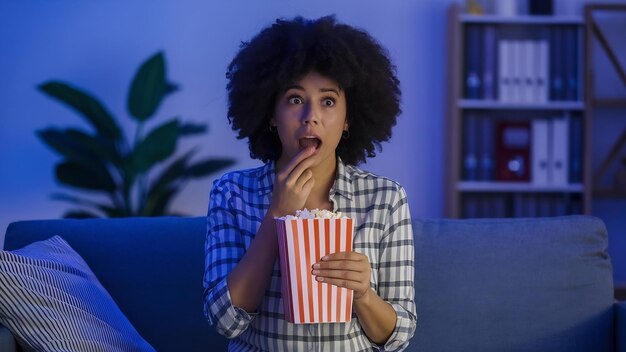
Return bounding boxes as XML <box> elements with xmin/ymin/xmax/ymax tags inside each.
<box><xmin>284</xmin><ymin>85</ymin><xmax>341</xmax><ymax>96</ymax></box>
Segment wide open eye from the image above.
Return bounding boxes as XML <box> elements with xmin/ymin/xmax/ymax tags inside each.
<box><xmin>288</xmin><ymin>96</ymin><xmax>304</xmax><ymax>105</ymax></box>
<box><xmin>322</xmin><ymin>98</ymin><xmax>335</xmax><ymax>107</ymax></box>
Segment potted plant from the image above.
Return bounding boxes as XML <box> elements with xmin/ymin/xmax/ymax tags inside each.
<box><xmin>37</xmin><ymin>51</ymin><xmax>235</xmax><ymax>217</ymax></box>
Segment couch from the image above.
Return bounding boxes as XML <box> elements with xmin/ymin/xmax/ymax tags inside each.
<box><xmin>1</xmin><ymin>215</ymin><xmax>624</xmax><ymax>351</ymax></box>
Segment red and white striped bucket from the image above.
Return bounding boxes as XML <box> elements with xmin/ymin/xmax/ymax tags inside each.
<box><xmin>275</xmin><ymin>218</ymin><xmax>354</xmax><ymax>324</ymax></box>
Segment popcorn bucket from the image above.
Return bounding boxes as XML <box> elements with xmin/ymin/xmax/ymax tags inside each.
<box><xmin>275</xmin><ymin>218</ymin><xmax>354</xmax><ymax>324</ymax></box>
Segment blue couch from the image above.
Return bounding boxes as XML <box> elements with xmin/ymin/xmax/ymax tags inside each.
<box><xmin>1</xmin><ymin>215</ymin><xmax>624</xmax><ymax>351</ymax></box>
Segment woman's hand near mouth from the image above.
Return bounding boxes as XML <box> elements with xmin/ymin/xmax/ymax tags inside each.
<box><xmin>269</xmin><ymin>146</ymin><xmax>317</xmax><ymax>217</ymax></box>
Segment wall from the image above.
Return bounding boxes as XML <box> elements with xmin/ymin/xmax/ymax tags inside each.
<box><xmin>0</xmin><ymin>0</ymin><xmax>454</xmax><ymax>240</ymax></box>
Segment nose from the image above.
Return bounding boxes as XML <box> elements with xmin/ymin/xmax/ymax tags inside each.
<box><xmin>302</xmin><ymin>101</ymin><xmax>319</xmax><ymax>125</ymax></box>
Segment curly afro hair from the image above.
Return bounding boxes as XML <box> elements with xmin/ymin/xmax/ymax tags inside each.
<box><xmin>226</xmin><ymin>15</ymin><xmax>401</xmax><ymax>166</ymax></box>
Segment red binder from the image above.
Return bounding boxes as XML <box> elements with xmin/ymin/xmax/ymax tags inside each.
<box><xmin>495</xmin><ymin>121</ymin><xmax>531</xmax><ymax>181</ymax></box>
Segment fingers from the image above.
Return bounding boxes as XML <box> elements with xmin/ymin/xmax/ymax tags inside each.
<box><xmin>293</xmin><ymin>168</ymin><xmax>311</xmax><ymax>187</ymax></box>
<box><xmin>312</xmin><ymin>258</ymin><xmax>367</xmax><ymax>273</ymax></box>
<box><xmin>277</xmin><ymin>147</ymin><xmax>315</xmax><ymax>181</ymax></box>
<box><xmin>296</xmin><ymin>170</ymin><xmax>315</xmax><ymax>193</ymax></box>
<box><xmin>314</xmin><ymin>275</ymin><xmax>365</xmax><ymax>291</ymax></box>
<box><xmin>310</xmin><ymin>252</ymin><xmax>371</xmax><ymax>297</ymax></box>
<box><xmin>270</xmin><ymin>146</ymin><xmax>317</xmax><ymax>215</ymax></box>
<box><xmin>312</xmin><ymin>267</ymin><xmax>364</xmax><ymax>280</ymax></box>
<box><xmin>311</xmin><ymin>265</ymin><xmax>369</xmax><ymax>292</ymax></box>
<box><xmin>319</xmin><ymin>251</ymin><xmax>366</xmax><ymax>262</ymax></box>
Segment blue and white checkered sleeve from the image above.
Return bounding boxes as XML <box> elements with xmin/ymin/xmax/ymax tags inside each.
<box><xmin>379</xmin><ymin>185</ymin><xmax>417</xmax><ymax>351</ymax></box>
<box><xmin>203</xmin><ymin>178</ymin><xmax>257</xmax><ymax>338</ymax></box>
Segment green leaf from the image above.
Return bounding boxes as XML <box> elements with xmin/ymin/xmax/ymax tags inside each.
<box><xmin>148</xmin><ymin>149</ymin><xmax>195</xmax><ymax>193</ymax></box>
<box><xmin>38</xmin><ymin>81</ymin><xmax>122</xmax><ymax>140</ymax></box>
<box><xmin>131</xmin><ymin>119</ymin><xmax>179</xmax><ymax>173</ymax></box>
<box><xmin>179</xmin><ymin>123</ymin><xmax>207</xmax><ymax>136</ymax></box>
<box><xmin>186</xmin><ymin>158</ymin><xmax>236</xmax><ymax>178</ymax></box>
<box><xmin>96</xmin><ymin>205</ymin><xmax>131</xmax><ymax>218</ymax></box>
<box><xmin>142</xmin><ymin>150</ymin><xmax>194</xmax><ymax>216</ymax></box>
<box><xmin>51</xmin><ymin>192</ymin><xmax>108</xmax><ymax>207</ymax></box>
<box><xmin>142</xmin><ymin>157</ymin><xmax>235</xmax><ymax>216</ymax></box>
<box><xmin>63</xmin><ymin>210</ymin><xmax>101</xmax><ymax>219</ymax></box>
<box><xmin>143</xmin><ymin>186</ymin><xmax>177</xmax><ymax>216</ymax></box>
<box><xmin>56</xmin><ymin>160</ymin><xmax>116</xmax><ymax>192</ymax></box>
<box><xmin>127</xmin><ymin>52</ymin><xmax>178</xmax><ymax>121</ymax></box>
<box><xmin>51</xmin><ymin>193</ymin><xmax>128</xmax><ymax>217</ymax></box>
<box><xmin>38</xmin><ymin>128</ymin><xmax>93</xmax><ymax>164</ymax></box>
<box><xmin>37</xmin><ymin>128</ymin><xmax>123</xmax><ymax>166</ymax></box>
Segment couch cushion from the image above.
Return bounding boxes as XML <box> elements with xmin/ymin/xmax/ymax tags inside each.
<box><xmin>4</xmin><ymin>217</ymin><xmax>228</xmax><ymax>352</ymax></box>
<box><xmin>409</xmin><ymin>215</ymin><xmax>614</xmax><ymax>352</ymax></box>
<box><xmin>0</xmin><ymin>236</ymin><xmax>155</xmax><ymax>351</ymax></box>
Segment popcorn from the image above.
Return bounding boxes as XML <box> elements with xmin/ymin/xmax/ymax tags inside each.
<box><xmin>277</xmin><ymin>208</ymin><xmax>346</xmax><ymax>220</ymax></box>
<box><xmin>275</xmin><ymin>209</ymin><xmax>354</xmax><ymax>324</ymax></box>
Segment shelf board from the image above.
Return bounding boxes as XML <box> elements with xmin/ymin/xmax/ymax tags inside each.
<box><xmin>459</xmin><ymin>14</ymin><xmax>584</xmax><ymax>25</ymax></box>
<box><xmin>458</xmin><ymin>181</ymin><xmax>584</xmax><ymax>193</ymax></box>
<box><xmin>459</xmin><ymin>99</ymin><xmax>585</xmax><ymax>110</ymax></box>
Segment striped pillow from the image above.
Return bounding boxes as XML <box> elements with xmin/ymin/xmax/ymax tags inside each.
<box><xmin>0</xmin><ymin>236</ymin><xmax>155</xmax><ymax>351</ymax></box>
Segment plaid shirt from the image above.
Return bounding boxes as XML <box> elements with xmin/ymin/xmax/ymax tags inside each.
<box><xmin>204</xmin><ymin>158</ymin><xmax>416</xmax><ymax>351</ymax></box>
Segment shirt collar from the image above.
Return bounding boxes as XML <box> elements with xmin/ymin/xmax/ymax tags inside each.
<box><xmin>258</xmin><ymin>157</ymin><xmax>353</xmax><ymax>200</ymax></box>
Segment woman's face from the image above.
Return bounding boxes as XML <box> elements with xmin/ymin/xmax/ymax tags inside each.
<box><xmin>273</xmin><ymin>71</ymin><xmax>348</xmax><ymax>170</ymax></box>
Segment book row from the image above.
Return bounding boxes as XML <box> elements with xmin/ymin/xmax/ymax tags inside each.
<box><xmin>464</xmin><ymin>25</ymin><xmax>580</xmax><ymax>102</ymax></box>
<box><xmin>461</xmin><ymin>193</ymin><xmax>584</xmax><ymax>218</ymax></box>
<box><xmin>462</xmin><ymin>113</ymin><xmax>583</xmax><ymax>185</ymax></box>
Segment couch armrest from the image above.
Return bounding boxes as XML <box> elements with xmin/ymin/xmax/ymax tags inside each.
<box><xmin>0</xmin><ymin>324</ymin><xmax>17</xmax><ymax>352</ymax></box>
<box><xmin>618</xmin><ymin>300</ymin><xmax>626</xmax><ymax>352</ymax></box>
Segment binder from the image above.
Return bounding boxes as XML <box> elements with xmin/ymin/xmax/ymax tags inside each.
<box><xmin>534</xmin><ymin>40</ymin><xmax>550</xmax><ymax>103</ymax></box>
<box><xmin>551</xmin><ymin>115</ymin><xmax>570</xmax><ymax>186</ymax></box>
<box><xmin>465</xmin><ymin>26</ymin><xmax>483</xmax><ymax>99</ymax></box>
<box><xmin>537</xmin><ymin>194</ymin><xmax>552</xmax><ymax>217</ymax></box>
<box><xmin>463</xmin><ymin>114</ymin><xmax>479</xmax><ymax>181</ymax></box>
<box><xmin>511</xmin><ymin>40</ymin><xmax>523</xmax><ymax>102</ymax></box>
<box><xmin>479</xmin><ymin>117</ymin><xmax>495</xmax><ymax>181</ymax></box>
<box><xmin>482</xmin><ymin>26</ymin><xmax>497</xmax><ymax>100</ymax></box>
<box><xmin>498</xmin><ymin>40</ymin><xmax>511</xmax><ymax>102</ymax></box>
<box><xmin>554</xmin><ymin>194</ymin><xmax>568</xmax><ymax>216</ymax></box>
<box><xmin>522</xmin><ymin>40</ymin><xmax>535</xmax><ymax>103</ymax></box>
<box><xmin>550</xmin><ymin>28</ymin><xmax>565</xmax><ymax>100</ymax></box>
<box><xmin>564</xmin><ymin>27</ymin><xmax>579</xmax><ymax>100</ymax></box>
<box><xmin>496</xmin><ymin>121</ymin><xmax>531</xmax><ymax>181</ymax></box>
<box><xmin>463</xmin><ymin>195</ymin><xmax>480</xmax><ymax>218</ymax></box>
<box><xmin>532</xmin><ymin>118</ymin><xmax>550</xmax><ymax>186</ymax></box>
<box><xmin>529</xmin><ymin>0</ymin><xmax>553</xmax><ymax>15</ymax></box>
<box><xmin>493</xmin><ymin>195</ymin><xmax>508</xmax><ymax>217</ymax></box>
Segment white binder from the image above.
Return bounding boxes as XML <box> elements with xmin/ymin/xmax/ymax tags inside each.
<box><xmin>551</xmin><ymin>115</ymin><xmax>570</xmax><ymax>186</ymax></box>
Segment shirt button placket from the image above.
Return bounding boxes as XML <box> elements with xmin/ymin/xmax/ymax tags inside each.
<box><xmin>308</xmin><ymin>324</ymin><xmax>316</xmax><ymax>351</ymax></box>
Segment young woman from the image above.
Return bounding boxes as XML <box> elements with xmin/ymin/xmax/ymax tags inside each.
<box><xmin>203</xmin><ymin>16</ymin><xmax>416</xmax><ymax>351</ymax></box>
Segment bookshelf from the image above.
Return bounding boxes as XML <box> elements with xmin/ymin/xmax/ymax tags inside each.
<box><xmin>444</xmin><ymin>4</ymin><xmax>589</xmax><ymax>218</ymax></box>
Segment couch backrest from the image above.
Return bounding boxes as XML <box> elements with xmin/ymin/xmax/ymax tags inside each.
<box><xmin>5</xmin><ymin>216</ymin><xmax>225</xmax><ymax>352</ymax></box>
<box><xmin>409</xmin><ymin>215</ymin><xmax>614</xmax><ymax>352</ymax></box>
<box><xmin>5</xmin><ymin>215</ymin><xmax>615</xmax><ymax>352</ymax></box>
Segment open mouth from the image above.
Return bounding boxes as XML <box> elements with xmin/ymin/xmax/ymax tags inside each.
<box><xmin>299</xmin><ymin>137</ymin><xmax>321</xmax><ymax>151</ymax></box>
